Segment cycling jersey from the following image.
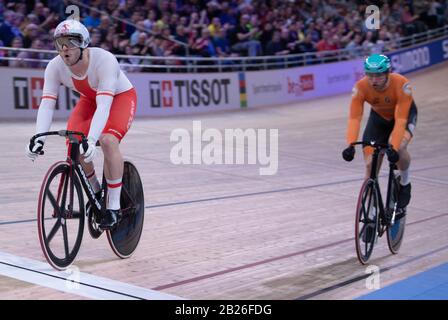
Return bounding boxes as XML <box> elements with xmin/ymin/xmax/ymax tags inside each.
<box><xmin>36</xmin><ymin>47</ymin><xmax>135</xmax><ymax>142</ymax></box>
<box><xmin>346</xmin><ymin>73</ymin><xmax>414</xmax><ymax>151</ymax></box>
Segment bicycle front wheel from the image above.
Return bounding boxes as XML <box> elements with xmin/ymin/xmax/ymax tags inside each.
<box><xmin>355</xmin><ymin>179</ymin><xmax>379</xmax><ymax>265</ymax></box>
<box><xmin>37</xmin><ymin>161</ymin><xmax>85</xmax><ymax>270</ymax></box>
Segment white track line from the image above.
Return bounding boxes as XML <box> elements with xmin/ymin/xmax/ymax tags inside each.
<box><xmin>0</xmin><ymin>251</ymin><xmax>183</xmax><ymax>300</ymax></box>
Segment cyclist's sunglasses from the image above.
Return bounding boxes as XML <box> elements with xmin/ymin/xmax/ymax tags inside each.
<box><xmin>54</xmin><ymin>36</ymin><xmax>82</xmax><ymax>51</ymax></box>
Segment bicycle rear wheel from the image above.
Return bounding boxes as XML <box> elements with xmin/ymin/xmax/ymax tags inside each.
<box><xmin>387</xmin><ymin>176</ymin><xmax>406</xmax><ymax>254</ymax></box>
<box><xmin>355</xmin><ymin>179</ymin><xmax>379</xmax><ymax>265</ymax></box>
<box><xmin>37</xmin><ymin>161</ymin><xmax>85</xmax><ymax>270</ymax></box>
<box><xmin>107</xmin><ymin>160</ymin><xmax>144</xmax><ymax>259</ymax></box>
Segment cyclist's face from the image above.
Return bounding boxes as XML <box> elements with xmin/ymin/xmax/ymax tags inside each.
<box><xmin>55</xmin><ymin>37</ymin><xmax>82</xmax><ymax>66</ymax></box>
<box><xmin>366</xmin><ymin>72</ymin><xmax>388</xmax><ymax>90</ymax></box>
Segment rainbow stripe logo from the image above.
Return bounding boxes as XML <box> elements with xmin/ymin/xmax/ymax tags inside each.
<box><xmin>238</xmin><ymin>72</ymin><xmax>247</xmax><ymax>108</ymax></box>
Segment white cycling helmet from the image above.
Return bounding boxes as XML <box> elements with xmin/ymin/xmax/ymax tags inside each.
<box><xmin>54</xmin><ymin>19</ymin><xmax>90</xmax><ymax>49</ymax></box>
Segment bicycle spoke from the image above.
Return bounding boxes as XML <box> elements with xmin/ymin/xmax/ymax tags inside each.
<box><xmin>61</xmin><ymin>221</ymin><xmax>70</xmax><ymax>258</ymax></box>
<box><xmin>365</xmin><ymin>234</ymin><xmax>368</xmax><ymax>252</ymax></box>
<box><xmin>47</xmin><ymin>191</ymin><xmax>62</xmax><ymax>216</ymax></box>
<box><xmin>366</xmin><ymin>189</ymin><xmax>374</xmax><ymax>221</ymax></box>
<box><xmin>47</xmin><ymin>219</ymin><xmax>61</xmax><ymax>243</ymax></box>
<box><xmin>359</xmin><ymin>224</ymin><xmax>366</xmax><ymax>239</ymax></box>
<box><xmin>60</xmin><ymin>172</ymin><xmax>70</xmax><ymax>212</ymax></box>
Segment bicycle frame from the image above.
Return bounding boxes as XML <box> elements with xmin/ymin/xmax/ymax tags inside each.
<box><xmin>367</xmin><ymin>145</ymin><xmax>399</xmax><ymax>231</ymax></box>
<box><xmin>66</xmin><ymin>136</ymin><xmax>103</xmax><ymax>216</ymax></box>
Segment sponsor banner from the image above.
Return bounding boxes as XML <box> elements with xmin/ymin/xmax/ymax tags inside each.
<box><xmin>130</xmin><ymin>72</ymin><xmax>240</xmax><ymax>116</ymax></box>
<box><xmin>0</xmin><ymin>67</ymin><xmax>80</xmax><ymax>119</ymax></box>
<box><xmin>0</xmin><ymin>68</ymin><xmax>240</xmax><ymax>118</ymax></box>
<box><xmin>389</xmin><ymin>36</ymin><xmax>448</xmax><ymax>74</ymax></box>
<box><xmin>245</xmin><ymin>59</ymin><xmax>365</xmax><ymax>107</ymax></box>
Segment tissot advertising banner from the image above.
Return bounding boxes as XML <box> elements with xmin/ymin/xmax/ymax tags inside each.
<box><xmin>130</xmin><ymin>72</ymin><xmax>241</xmax><ymax>116</ymax></box>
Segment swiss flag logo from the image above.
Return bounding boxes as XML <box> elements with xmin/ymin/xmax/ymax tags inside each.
<box><xmin>31</xmin><ymin>77</ymin><xmax>45</xmax><ymax>109</ymax></box>
<box><xmin>161</xmin><ymin>80</ymin><xmax>173</xmax><ymax>107</ymax></box>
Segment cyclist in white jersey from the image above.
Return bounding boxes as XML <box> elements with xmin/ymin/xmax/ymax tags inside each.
<box><xmin>26</xmin><ymin>19</ymin><xmax>137</xmax><ymax>229</ymax></box>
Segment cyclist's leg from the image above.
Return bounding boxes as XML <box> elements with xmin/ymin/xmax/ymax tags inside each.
<box><xmin>393</xmin><ymin>100</ymin><xmax>417</xmax><ymax>208</ymax></box>
<box><xmin>362</xmin><ymin>110</ymin><xmax>393</xmax><ymax>180</ymax></box>
<box><xmin>99</xmin><ymin>88</ymin><xmax>137</xmax><ymax>226</ymax></box>
<box><xmin>66</xmin><ymin>97</ymin><xmax>99</xmax><ymax>189</ymax></box>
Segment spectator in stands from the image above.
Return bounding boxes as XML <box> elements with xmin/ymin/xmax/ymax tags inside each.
<box><xmin>231</xmin><ymin>14</ymin><xmax>262</xmax><ymax>56</ymax></box>
<box><xmin>345</xmin><ymin>33</ymin><xmax>364</xmax><ymax>59</ymax></box>
<box><xmin>144</xmin><ymin>9</ymin><xmax>158</xmax><ymax>31</ymax></box>
<box><xmin>188</xmin><ymin>10</ymin><xmax>207</xmax><ymax>33</ymax></box>
<box><xmin>84</xmin><ymin>9</ymin><xmax>101</xmax><ymax>29</ymax></box>
<box><xmin>87</xmin><ymin>29</ymin><xmax>100</xmax><ymax>48</ymax></box>
<box><xmin>120</xmin><ymin>45</ymin><xmax>143</xmax><ymax>73</ymax></box>
<box><xmin>134</xmin><ymin>32</ymin><xmax>150</xmax><ymax>56</ymax></box>
<box><xmin>0</xmin><ymin>11</ymin><xmax>22</xmax><ymax>47</ymax></box>
<box><xmin>20</xmin><ymin>38</ymin><xmax>47</xmax><ymax>68</ymax></box>
<box><xmin>21</xmin><ymin>23</ymin><xmax>39</xmax><ymax>48</ymax></box>
<box><xmin>130</xmin><ymin>21</ymin><xmax>147</xmax><ymax>46</ymax></box>
<box><xmin>401</xmin><ymin>5</ymin><xmax>424</xmax><ymax>35</ymax></box>
<box><xmin>172</xmin><ymin>25</ymin><xmax>189</xmax><ymax>56</ymax></box>
<box><xmin>219</xmin><ymin>1</ymin><xmax>238</xmax><ymax>27</ymax></box>
<box><xmin>295</xmin><ymin>32</ymin><xmax>317</xmax><ymax>55</ymax></box>
<box><xmin>362</xmin><ymin>30</ymin><xmax>375</xmax><ymax>54</ymax></box>
<box><xmin>259</xmin><ymin>22</ymin><xmax>275</xmax><ymax>54</ymax></box>
<box><xmin>169</xmin><ymin>13</ymin><xmax>180</xmax><ymax>34</ymax></box>
<box><xmin>315</xmin><ymin>30</ymin><xmax>332</xmax><ymax>52</ymax></box>
<box><xmin>208</xmin><ymin>17</ymin><xmax>222</xmax><ymax>37</ymax></box>
<box><xmin>213</xmin><ymin>27</ymin><xmax>235</xmax><ymax>58</ymax></box>
<box><xmin>266</xmin><ymin>30</ymin><xmax>290</xmax><ymax>56</ymax></box>
<box><xmin>192</xmin><ymin>27</ymin><xmax>217</xmax><ymax>57</ymax></box>
<box><xmin>8</xmin><ymin>36</ymin><xmax>25</xmax><ymax>67</ymax></box>
<box><xmin>97</xmin><ymin>15</ymin><xmax>112</xmax><ymax>42</ymax></box>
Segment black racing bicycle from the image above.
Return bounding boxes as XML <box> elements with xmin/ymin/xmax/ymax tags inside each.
<box><xmin>31</xmin><ymin>130</ymin><xmax>144</xmax><ymax>270</ymax></box>
<box><xmin>350</xmin><ymin>141</ymin><xmax>407</xmax><ymax>265</ymax></box>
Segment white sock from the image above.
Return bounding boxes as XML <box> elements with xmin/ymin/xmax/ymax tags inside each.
<box><xmin>106</xmin><ymin>178</ymin><xmax>122</xmax><ymax>210</ymax></box>
<box><xmin>399</xmin><ymin>169</ymin><xmax>410</xmax><ymax>186</ymax></box>
<box><xmin>86</xmin><ymin>170</ymin><xmax>101</xmax><ymax>193</ymax></box>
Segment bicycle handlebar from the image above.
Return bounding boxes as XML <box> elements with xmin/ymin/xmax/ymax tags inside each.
<box><xmin>30</xmin><ymin>130</ymin><xmax>89</xmax><ymax>155</ymax></box>
<box><xmin>350</xmin><ymin>141</ymin><xmax>392</xmax><ymax>150</ymax></box>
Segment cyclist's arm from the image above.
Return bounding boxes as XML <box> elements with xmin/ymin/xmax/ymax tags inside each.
<box><xmin>390</xmin><ymin>82</ymin><xmax>413</xmax><ymax>151</ymax></box>
<box><xmin>87</xmin><ymin>53</ymin><xmax>119</xmax><ymax>142</ymax></box>
<box><xmin>346</xmin><ymin>84</ymin><xmax>365</xmax><ymax>145</ymax></box>
<box><xmin>35</xmin><ymin>61</ymin><xmax>60</xmax><ymax>141</ymax></box>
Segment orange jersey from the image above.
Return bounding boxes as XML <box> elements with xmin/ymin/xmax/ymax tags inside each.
<box><xmin>346</xmin><ymin>73</ymin><xmax>413</xmax><ymax>151</ymax></box>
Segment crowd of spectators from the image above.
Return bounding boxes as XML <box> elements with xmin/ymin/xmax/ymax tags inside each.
<box><xmin>0</xmin><ymin>0</ymin><xmax>447</xmax><ymax>69</ymax></box>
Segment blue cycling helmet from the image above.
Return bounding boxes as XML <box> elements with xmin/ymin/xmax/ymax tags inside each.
<box><xmin>364</xmin><ymin>54</ymin><xmax>391</xmax><ymax>73</ymax></box>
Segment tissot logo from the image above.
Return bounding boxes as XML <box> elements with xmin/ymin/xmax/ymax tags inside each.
<box><xmin>12</xmin><ymin>77</ymin><xmax>78</xmax><ymax>110</ymax></box>
<box><xmin>149</xmin><ymin>78</ymin><xmax>231</xmax><ymax>108</ymax></box>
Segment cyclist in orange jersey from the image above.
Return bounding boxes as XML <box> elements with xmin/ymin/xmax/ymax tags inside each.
<box><xmin>342</xmin><ymin>54</ymin><xmax>417</xmax><ymax>209</ymax></box>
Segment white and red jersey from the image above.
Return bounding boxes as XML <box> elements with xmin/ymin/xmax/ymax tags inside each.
<box><xmin>42</xmin><ymin>47</ymin><xmax>133</xmax><ymax>101</ymax></box>
<box><xmin>36</xmin><ymin>47</ymin><xmax>134</xmax><ymax>142</ymax></box>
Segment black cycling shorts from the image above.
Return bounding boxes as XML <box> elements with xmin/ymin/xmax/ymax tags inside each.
<box><xmin>362</xmin><ymin>100</ymin><xmax>418</xmax><ymax>146</ymax></box>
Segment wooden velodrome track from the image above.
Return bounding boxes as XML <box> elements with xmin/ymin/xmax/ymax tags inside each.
<box><xmin>0</xmin><ymin>62</ymin><xmax>447</xmax><ymax>300</ymax></box>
